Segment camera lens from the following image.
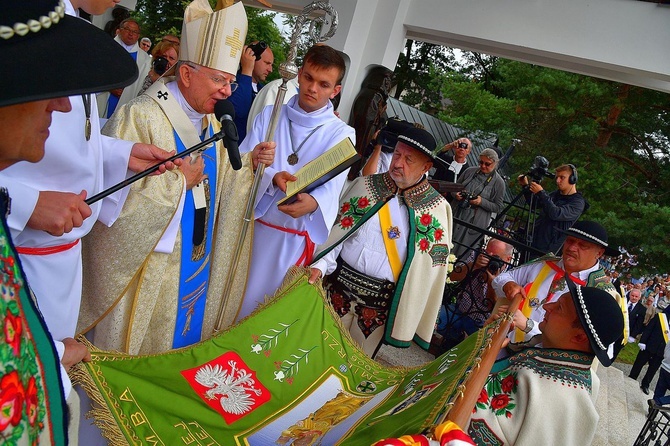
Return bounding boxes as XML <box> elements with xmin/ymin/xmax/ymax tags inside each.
<box><xmin>457</xmin><ymin>142</ymin><xmax>468</xmax><ymax>149</ymax></box>
<box><xmin>153</xmin><ymin>56</ymin><xmax>169</xmax><ymax>76</ymax></box>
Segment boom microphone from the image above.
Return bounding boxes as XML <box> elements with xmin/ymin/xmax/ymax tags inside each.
<box><xmin>214</xmin><ymin>100</ymin><xmax>241</xmax><ymax>170</ymax></box>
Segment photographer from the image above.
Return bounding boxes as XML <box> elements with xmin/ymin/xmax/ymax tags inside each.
<box><xmin>361</xmin><ymin>118</ymin><xmax>414</xmax><ymax>175</ymax></box>
<box><xmin>450</xmin><ymin>148</ymin><xmax>505</xmax><ymax>257</ymax></box>
<box><xmin>431</xmin><ymin>137</ymin><xmax>472</xmax><ymax>184</ymax></box>
<box><xmin>137</xmin><ymin>40</ymin><xmax>179</xmax><ymax>96</ymax></box>
<box><xmin>229</xmin><ymin>40</ymin><xmax>274</xmax><ymax>143</ymax></box>
<box><xmin>436</xmin><ymin>239</ymin><xmax>513</xmax><ymax>351</ymax></box>
<box><xmin>519</xmin><ymin>163</ymin><xmax>588</xmax><ymax>256</ymax></box>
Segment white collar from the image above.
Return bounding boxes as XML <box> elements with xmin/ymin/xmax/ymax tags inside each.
<box><xmin>114</xmin><ymin>35</ymin><xmax>139</xmax><ymax>53</ymax></box>
<box><xmin>167</xmin><ymin>81</ymin><xmax>205</xmax><ymax>133</ymax></box>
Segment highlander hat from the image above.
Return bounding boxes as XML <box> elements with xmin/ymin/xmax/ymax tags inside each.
<box><xmin>396</xmin><ymin>126</ymin><xmax>438</xmax><ymax>161</ymax></box>
<box><xmin>560</xmin><ymin>220</ymin><xmax>619</xmax><ymax>257</ymax></box>
<box><xmin>0</xmin><ymin>0</ymin><xmax>138</xmax><ymax>107</ymax></box>
<box><xmin>565</xmin><ymin>279</ymin><xmax>624</xmax><ymax>367</ymax></box>
<box><xmin>180</xmin><ymin>0</ymin><xmax>248</xmax><ymax>75</ymax></box>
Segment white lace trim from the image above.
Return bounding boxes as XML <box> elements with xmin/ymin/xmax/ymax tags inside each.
<box><xmin>0</xmin><ymin>1</ymin><xmax>66</xmax><ymax>40</ymax></box>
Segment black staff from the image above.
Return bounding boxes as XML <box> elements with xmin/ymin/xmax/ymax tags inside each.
<box><xmin>85</xmin><ymin>131</ymin><xmax>224</xmax><ymax>205</ymax></box>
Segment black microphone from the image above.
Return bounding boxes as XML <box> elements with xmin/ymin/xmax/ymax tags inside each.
<box><xmin>214</xmin><ymin>100</ymin><xmax>241</xmax><ymax>170</ymax></box>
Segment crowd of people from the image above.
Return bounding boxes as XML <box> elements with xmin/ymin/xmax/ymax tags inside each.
<box><xmin>0</xmin><ymin>1</ymin><xmax>636</xmax><ymax>445</ymax></box>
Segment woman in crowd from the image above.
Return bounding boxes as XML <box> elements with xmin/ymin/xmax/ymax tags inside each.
<box><xmin>137</xmin><ymin>40</ymin><xmax>179</xmax><ymax>95</ymax></box>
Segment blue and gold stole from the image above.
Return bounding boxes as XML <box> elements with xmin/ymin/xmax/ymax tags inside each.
<box><xmin>173</xmin><ymin>126</ymin><xmax>218</xmax><ymax>348</ymax></box>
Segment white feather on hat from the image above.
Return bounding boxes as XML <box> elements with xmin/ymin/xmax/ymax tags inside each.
<box><xmin>181</xmin><ymin>0</ymin><xmax>248</xmax><ymax>75</ymax></box>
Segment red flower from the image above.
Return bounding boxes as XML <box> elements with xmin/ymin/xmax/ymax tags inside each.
<box><xmin>506</xmin><ymin>411</ymin><xmax>513</xmax><ymax>418</ymax></box>
<box><xmin>477</xmin><ymin>389</ymin><xmax>488</xmax><ymax>404</ymax></box>
<box><xmin>340</xmin><ymin>202</ymin><xmax>351</xmax><ymax>214</ymax></box>
<box><xmin>25</xmin><ymin>377</ymin><xmax>38</xmax><ymax>426</ymax></box>
<box><xmin>490</xmin><ymin>394</ymin><xmax>510</xmax><ymax>410</ymax></box>
<box><xmin>340</xmin><ymin>216</ymin><xmax>354</xmax><ymax>228</ymax></box>
<box><xmin>434</xmin><ymin>228</ymin><xmax>443</xmax><ymax>241</ymax></box>
<box><xmin>357</xmin><ymin>197</ymin><xmax>369</xmax><ymax>208</ymax></box>
<box><xmin>274</xmin><ymin>361</ymin><xmax>282</xmax><ymax>370</ymax></box>
<box><xmin>4</xmin><ymin>310</ymin><xmax>22</xmax><ymax>357</ymax></box>
<box><xmin>264</xmin><ymin>350</ymin><xmax>271</xmax><ymax>357</ymax></box>
<box><xmin>287</xmin><ymin>377</ymin><xmax>294</xmax><ymax>385</ymax></box>
<box><xmin>420</xmin><ymin>213</ymin><xmax>432</xmax><ymax>226</ymax></box>
<box><xmin>501</xmin><ymin>375</ymin><xmax>516</xmax><ymax>393</ymax></box>
<box><xmin>251</xmin><ymin>334</ymin><xmax>259</xmax><ymax>343</ymax></box>
<box><xmin>0</xmin><ymin>370</ymin><xmax>25</xmax><ymax>430</ymax></box>
<box><xmin>419</xmin><ymin>238</ymin><xmax>430</xmax><ymax>252</ymax></box>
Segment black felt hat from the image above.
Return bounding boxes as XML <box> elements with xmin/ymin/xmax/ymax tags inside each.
<box><xmin>560</xmin><ymin>220</ymin><xmax>620</xmax><ymax>257</ymax></box>
<box><xmin>0</xmin><ymin>0</ymin><xmax>138</xmax><ymax>107</ymax></box>
<box><xmin>396</xmin><ymin>126</ymin><xmax>437</xmax><ymax>161</ymax></box>
<box><xmin>566</xmin><ymin>279</ymin><xmax>624</xmax><ymax>367</ymax></box>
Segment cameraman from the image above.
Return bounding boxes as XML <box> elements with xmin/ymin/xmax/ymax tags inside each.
<box><xmin>432</xmin><ymin>137</ymin><xmax>472</xmax><ymax>183</ymax></box>
<box><xmin>519</xmin><ymin>164</ymin><xmax>588</xmax><ymax>256</ymax></box>
<box><xmin>436</xmin><ymin>238</ymin><xmax>513</xmax><ymax>350</ymax></box>
<box><xmin>450</xmin><ymin>148</ymin><xmax>505</xmax><ymax>257</ymax></box>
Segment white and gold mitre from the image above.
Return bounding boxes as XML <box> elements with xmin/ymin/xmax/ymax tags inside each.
<box><xmin>180</xmin><ymin>0</ymin><xmax>248</xmax><ymax>75</ymax></box>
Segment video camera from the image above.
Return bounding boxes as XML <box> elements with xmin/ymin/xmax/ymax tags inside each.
<box><xmin>526</xmin><ymin>155</ymin><xmax>555</xmax><ymax>183</ymax></box>
<box><xmin>374</xmin><ymin>118</ymin><xmax>414</xmax><ymax>153</ymax></box>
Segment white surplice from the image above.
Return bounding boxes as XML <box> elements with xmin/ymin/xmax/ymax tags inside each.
<box><xmin>0</xmin><ymin>0</ymin><xmax>133</xmax><ymax>399</ymax></box>
<box><xmin>238</xmin><ymin>96</ymin><xmax>355</xmax><ymax>320</ymax></box>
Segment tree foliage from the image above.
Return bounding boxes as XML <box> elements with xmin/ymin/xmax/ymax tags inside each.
<box><xmin>395</xmin><ymin>46</ymin><xmax>670</xmax><ymax>274</ymax></box>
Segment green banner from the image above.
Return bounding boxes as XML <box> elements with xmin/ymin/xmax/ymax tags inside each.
<box><xmin>72</xmin><ymin>269</ymin><xmax>493</xmax><ymax>445</ymax></box>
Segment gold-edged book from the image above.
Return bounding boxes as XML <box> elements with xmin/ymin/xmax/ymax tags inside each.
<box><xmin>277</xmin><ymin>137</ymin><xmax>360</xmax><ymax>206</ymax></box>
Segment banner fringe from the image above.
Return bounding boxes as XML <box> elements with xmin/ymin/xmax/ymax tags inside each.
<box><xmin>70</xmin><ymin>339</ymin><xmax>129</xmax><ymax>446</ymax></box>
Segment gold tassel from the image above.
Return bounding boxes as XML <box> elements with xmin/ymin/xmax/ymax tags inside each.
<box><xmin>69</xmin><ymin>336</ymin><xmax>130</xmax><ymax>445</ymax></box>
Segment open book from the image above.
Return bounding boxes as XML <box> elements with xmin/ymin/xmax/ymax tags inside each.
<box><xmin>277</xmin><ymin>137</ymin><xmax>360</xmax><ymax>206</ymax></box>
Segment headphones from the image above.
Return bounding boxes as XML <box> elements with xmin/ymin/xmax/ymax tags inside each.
<box><xmin>567</xmin><ymin>164</ymin><xmax>578</xmax><ymax>185</ymax></box>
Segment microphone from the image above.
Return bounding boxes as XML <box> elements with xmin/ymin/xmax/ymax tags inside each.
<box><xmin>215</xmin><ymin>100</ymin><xmax>241</xmax><ymax>170</ymax></box>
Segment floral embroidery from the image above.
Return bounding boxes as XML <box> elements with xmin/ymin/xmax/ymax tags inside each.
<box><xmin>415</xmin><ymin>212</ymin><xmax>443</xmax><ymax>253</ymax></box>
<box><xmin>475</xmin><ymin>369</ymin><xmax>518</xmax><ymax>419</ymax></box>
<box><xmin>0</xmin><ymin>221</ymin><xmax>47</xmax><ymax>443</ymax></box>
<box><xmin>337</xmin><ymin>195</ymin><xmax>373</xmax><ymax>230</ymax></box>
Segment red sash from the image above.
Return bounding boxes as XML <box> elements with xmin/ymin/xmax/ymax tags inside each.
<box><xmin>16</xmin><ymin>239</ymin><xmax>80</xmax><ymax>256</ymax></box>
<box><xmin>257</xmin><ymin>219</ymin><xmax>314</xmax><ymax>266</ymax></box>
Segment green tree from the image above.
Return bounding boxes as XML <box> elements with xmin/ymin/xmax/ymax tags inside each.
<box><xmin>429</xmin><ymin>55</ymin><xmax>670</xmax><ymax>273</ymax></box>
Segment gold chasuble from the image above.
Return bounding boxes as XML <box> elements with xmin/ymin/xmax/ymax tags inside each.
<box><xmin>78</xmin><ymin>80</ymin><xmax>254</xmax><ymax>354</ymax></box>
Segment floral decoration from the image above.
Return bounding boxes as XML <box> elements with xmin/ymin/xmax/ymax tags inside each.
<box><xmin>337</xmin><ymin>196</ymin><xmax>373</xmax><ymax>230</ymax></box>
<box><xmin>474</xmin><ymin>369</ymin><xmax>518</xmax><ymax>419</ymax></box>
<box><xmin>0</xmin><ymin>228</ymin><xmax>47</xmax><ymax>444</ymax></box>
<box><xmin>414</xmin><ymin>212</ymin><xmax>444</xmax><ymax>253</ymax></box>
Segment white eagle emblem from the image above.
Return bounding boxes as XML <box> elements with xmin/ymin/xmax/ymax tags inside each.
<box><xmin>194</xmin><ymin>361</ymin><xmax>262</xmax><ymax>415</ymax></box>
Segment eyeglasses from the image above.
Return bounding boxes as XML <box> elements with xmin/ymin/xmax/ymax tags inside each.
<box><xmin>479</xmin><ymin>160</ymin><xmax>493</xmax><ymax>167</ymax></box>
<box><xmin>121</xmin><ymin>27</ymin><xmax>140</xmax><ymax>35</ymax></box>
<box><xmin>187</xmin><ymin>64</ymin><xmax>238</xmax><ymax>92</ymax></box>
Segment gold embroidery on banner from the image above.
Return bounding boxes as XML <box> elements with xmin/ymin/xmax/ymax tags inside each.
<box><xmin>174</xmin><ymin>421</ymin><xmax>220</xmax><ymax>445</ymax></box>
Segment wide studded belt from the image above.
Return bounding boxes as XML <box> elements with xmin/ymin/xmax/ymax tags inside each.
<box><xmin>330</xmin><ymin>259</ymin><xmax>396</xmax><ymax>308</ymax></box>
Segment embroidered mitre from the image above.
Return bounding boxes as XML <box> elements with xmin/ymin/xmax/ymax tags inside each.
<box><xmin>181</xmin><ymin>0</ymin><xmax>248</xmax><ymax>74</ymax></box>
